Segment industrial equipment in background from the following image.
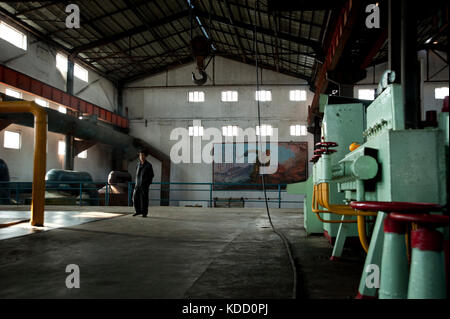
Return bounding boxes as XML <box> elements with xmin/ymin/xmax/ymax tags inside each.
<box><xmin>99</xmin><ymin>170</ymin><xmax>132</xmax><ymax>206</ymax></box>
<box><xmin>0</xmin><ymin>159</ymin><xmax>10</xmax><ymax>205</ymax></box>
<box><xmin>45</xmin><ymin>169</ymin><xmax>99</xmax><ymax>206</ymax></box>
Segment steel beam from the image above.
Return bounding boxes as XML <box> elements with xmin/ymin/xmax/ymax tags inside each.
<box><xmin>1</xmin><ymin>108</ymin><xmax>171</xmax><ymax>205</ymax></box>
<box><xmin>309</xmin><ymin>0</ymin><xmax>360</xmax><ymax>125</ymax></box>
<box><xmin>0</xmin><ymin>64</ymin><xmax>129</xmax><ymax>128</ymax></box>
<box><xmin>193</xmin><ymin>9</ymin><xmax>323</xmax><ymax>54</ymax></box>
<box><xmin>69</xmin><ymin>10</ymin><xmax>190</xmax><ymax>55</ymax></box>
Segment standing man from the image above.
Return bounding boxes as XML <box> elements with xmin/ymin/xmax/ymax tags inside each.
<box><xmin>133</xmin><ymin>149</ymin><xmax>154</xmax><ymax>217</ymax></box>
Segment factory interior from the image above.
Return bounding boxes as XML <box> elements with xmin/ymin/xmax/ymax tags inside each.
<box><xmin>0</xmin><ymin>0</ymin><xmax>448</xmax><ymax>308</ymax></box>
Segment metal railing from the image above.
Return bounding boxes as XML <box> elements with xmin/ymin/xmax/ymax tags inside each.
<box><xmin>127</xmin><ymin>182</ymin><xmax>302</xmax><ymax>208</ymax></box>
<box><xmin>0</xmin><ymin>181</ymin><xmax>303</xmax><ymax>208</ymax></box>
<box><xmin>0</xmin><ymin>181</ymin><xmax>108</xmax><ymax>206</ymax></box>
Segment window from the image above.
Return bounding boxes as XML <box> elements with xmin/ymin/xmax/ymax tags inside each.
<box><xmin>255</xmin><ymin>90</ymin><xmax>272</xmax><ymax>102</ymax></box>
<box><xmin>256</xmin><ymin>125</ymin><xmax>273</xmax><ymax>136</ymax></box>
<box><xmin>289</xmin><ymin>90</ymin><xmax>307</xmax><ymax>101</ymax></box>
<box><xmin>290</xmin><ymin>125</ymin><xmax>307</xmax><ymax>136</ymax></box>
<box><xmin>5</xmin><ymin>88</ymin><xmax>21</xmax><ymax>99</ymax></box>
<box><xmin>58</xmin><ymin>106</ymin><xmax>67</xmax><ymax>114</ymax></box>
<box><xmin>435</xmin><ymin>87</ymin><xmax>449</xmax><ymax>100</ymax></box>
<box><xmin>358</xmin><ymin>89</ymin><xmax>375</xmax><ymax>101</ymax></box>
<box><xmin>35</xmin><ymin>98</ymin><xmax>48</xmax><ymax>107</ymax></box>
<box><xmin>222</xmin><ymin>125</ymin><xmax>239</xmax><ymax>137</ymax></box>
<box><xmin>221</xmin><ymin>91</ymin><xmax>238</xmax><ymax>102</ymax></box>
<box><xmin>56</xmin><ymin>53</ymin><xmax>67</xmax><ymax>73</ymax></box>
<box><xmin>0</xmin><ymin>21</ymin><xmax>27</xmax><ymax>50</ymax></box>
<box><xmin>3</xmin><ymin>130</ymin><xmax>21</xmax><ymax>149</ymax></box>
<box><xmin>77</xmin><ymin>150</ymin><xmax>87</xmax><ymax>159</ymax></box>
<box><xmin>188</xmin><ymin>91</ymin><xmax>205</xmax><ymax>103</ymax></box>
<box><xmin>188</xmin><ymin>126</ymin><xmax>204</xmax><ymax>137</ymax></box>
<box><xmin>58</xmin><ymin>141</ymin><xmax>66</xmax><ymax>155</ymax></box>
<box><xmin>74</xmin><ymin>63</ymin><xmax>88</xmax><ymax>82</ymax></box>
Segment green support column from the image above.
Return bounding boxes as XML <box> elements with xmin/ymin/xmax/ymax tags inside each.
<box><xmin>357</xmin><ymin>212</ymin><xmax>386</xmax><ymax>299</ymax></box>
<box><xmin>408</xmin><ymin>228</ymin><xmax>447</xmax><ymax>299</ymax></box>
<box><xmin>379</xmin><ymin>216</ymin><xmax>409</xmax><ymax>299</ymax></box>
<box><xmin>330</xmin><ymin>215</ymin><xmax>353</xmax><ymax>260</ymax></box>
<box><xmin>287</xmin><ymin>177</ymin><xmax>323</xmax><ymax>234</ymax></box>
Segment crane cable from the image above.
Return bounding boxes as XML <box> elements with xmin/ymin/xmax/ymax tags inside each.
<box><xmin>253</xmin><ymin>0</ymin><xmax>298</xmax><ymax>299</ymax></box>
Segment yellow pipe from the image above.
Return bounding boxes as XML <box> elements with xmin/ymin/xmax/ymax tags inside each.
<box><xmin>312</xmin><ymin>182</ymin><xmax>376</xmax><ymax>251</ymax></box>
<box><xmin>0</xmin><ymin>101</ymin><xmax>47</xmax><ymax>226</ymax></box>
<box><xmin>319</xmin><ymin>182</ymin><xmax>375</xmax><ymax>252</ymax></box>
<box><xmin>357</xmin><ymin>216</ymin><xmax>370</xmax><ymax>253</ymax></box>
<box><xmin>311</xmin><ymin>184</ymin><xmax>356</xmax><ymax>224</ymax></box>
<box><xmin>0</xmin><ymin>219</ymin><xmax>30</xmax><ymax>228</ymax></box>
<box><xmin>319</xmin><ymin>183</ymin><xmax>377</xmax><ymax>217</ymax></box>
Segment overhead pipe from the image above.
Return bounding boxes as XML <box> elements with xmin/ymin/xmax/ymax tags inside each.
<box><xmin>0</xmin><ymin>103</ymin><xmax>171</xmax><ymax>205</ymax></box>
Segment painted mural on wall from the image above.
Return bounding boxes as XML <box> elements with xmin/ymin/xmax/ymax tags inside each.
<box><xmin>213</xmin><ymin>142</ymin><xmax>308</xmax><ymax>190</ymax></box>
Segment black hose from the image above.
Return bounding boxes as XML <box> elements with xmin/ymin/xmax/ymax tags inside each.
<box><xmin>253</xmin><ymin>0</ymin><xmax>297</xmax><ymax>300</ymax></box>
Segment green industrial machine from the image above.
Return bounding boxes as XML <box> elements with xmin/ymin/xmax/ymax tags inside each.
<box><xmin>319</xmin><ymin>98</ymin><xmax>366</xmax><ymax>241</ymax></box>
<box><xmin>338</xmin><ymin>80</ymin><xmax>448</xmax><ymax>298</ymax></box>
<box><xmin>288</xmin><ymin>95</ymin><xmax>367</xmax><ymax>242</ymax></box>
<box><xmin>288</xmin><ymin>71</ymin><xmax>448</xmax><ymax>299</ymax></box>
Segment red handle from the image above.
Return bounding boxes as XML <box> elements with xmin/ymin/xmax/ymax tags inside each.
<box><xmin>390</xmin><ymin>213</ymin><xmax>449</xmax><ymax>226</ymax></box>
<box><xmin>350</xmin><ymin>201</ymin><xmax>442</xmax><ymax>213</ymax></box>
<box><xmin>310</xmin><ymin>155</ymin><xmax>321</xmax><ymax>163</ymax></box>
<box><xmin>314</xmin><ymin>148</ymin><xmax>337</xmax><ymax>155</ymax></box>
<box><xmin>315</xmin><ymin>142</ymin><xmax>339</xmax><ymax>148</ymax></box>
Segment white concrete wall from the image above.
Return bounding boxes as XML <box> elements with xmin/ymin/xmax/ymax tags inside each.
<box><xmin>0</xmin><ymin>123</ymin><xmax>113</xmax><ymax>183</ymax></box>
<box><xmin>0</xmin><ymin>19</ymin><xmax>118</xmax><ymax>184</ymax></box>
<box><xmin>354</xmin><ymin>50</ymin><xmax>449</xmax><ymax>120</ymax></box>
<box><xmin>0</xmin><ymin>21</ymin><xmax>118</xmax><ymax>112</ymax></box>
<box><xmin>124</xmin><ymin>56</ymin><xmax>313</xmax><ymax>208</ymax></box>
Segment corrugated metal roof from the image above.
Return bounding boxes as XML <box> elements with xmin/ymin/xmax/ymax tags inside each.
<box><xmin>0</xmin><ymin>0</ymin><xmax>331</xmax><ymax>83</ymax></box>
<box><xmin>1</xmin><ymin>0</ymin><xmax>445</xmax><ymax>84</ymax></box>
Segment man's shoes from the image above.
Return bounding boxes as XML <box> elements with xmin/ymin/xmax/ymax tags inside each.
<box><xmin>132</xmin><ymin>212</ymin><xmax>141</xmax><ymax>217</ymax></box>
<box><xmin>142</xmin><ymin>214</ymin><xmax>147</xmax><ymax>218</ymax></box>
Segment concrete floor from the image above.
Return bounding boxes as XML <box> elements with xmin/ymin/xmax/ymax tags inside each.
<box><xmin>0</xmin><ymin>206</ymin><xmax>364</xmax><ymax>299</ymax></box>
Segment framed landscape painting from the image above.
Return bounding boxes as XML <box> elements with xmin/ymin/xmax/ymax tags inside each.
<box><xmin>213</xmin><ymin>142</ymin><xmax>308</xmax><ymax>190</ymax></box>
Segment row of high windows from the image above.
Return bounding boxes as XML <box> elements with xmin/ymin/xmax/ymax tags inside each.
<box><xmin>188</xmin><ymin>90</ymin><xmax>307</xmax><ymax>103</ymax></box>
<box><xmin>188</xmin><ymin>124</ymin><xmax>308</xmax><ymax>137</ymax></box>
<box><xmin>1</xmin><ymin>20</ymin><xmax>89</xmax><ymax>82</ymax></box>
<box><xmin>2</xmin><ymin>130</ymin><xmax>87</xmax><ymax>158</ymax></box>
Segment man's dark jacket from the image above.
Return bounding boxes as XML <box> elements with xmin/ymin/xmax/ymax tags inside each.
<box><xmin>135</xmin><ymin>160</ymin><xmax>154</xmax><ymax>188</ymax></box>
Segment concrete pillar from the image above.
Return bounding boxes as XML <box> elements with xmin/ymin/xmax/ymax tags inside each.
<box><xmin>64</xmin><ymin>135</ymin><xmax>74</xmax><ymax>170</ymax></box>
<box><xmin>389</xmin><ymin>0</ymin><xmax>420</xmax><ymax>129</ymax></box>
<box><xmin>340</xmin><ymin>84</ymin><xmax>354</xmax><ymax>98</ymax></box>
<box><xmin>400</xmin><ymin>0</ymin><xmax>420</xmax><ymax>129</ymax></box>
<box><xmin>117</xmin><ymin>81</ymin><xmax>124</xmax><ymax>117</ymax></box>
<box><xmin>388</xmin><ymin>0</ymin><xmax>402</xmax><ymax>82</ymax></box>
<box><xmin>67</xmin><ymin>58</ymin><xmax>75</xmax><ymax>96</ymax></box>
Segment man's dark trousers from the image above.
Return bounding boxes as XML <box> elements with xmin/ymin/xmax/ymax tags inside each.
<box><xmin>134</xmin><ymin>159</ymin><xmax>154</xmax><ymax>217</ymax></box>
<box><xmin>133</xmin><ymin>185</ymin><xmax>149</xmax><ymax>216</ymax></box>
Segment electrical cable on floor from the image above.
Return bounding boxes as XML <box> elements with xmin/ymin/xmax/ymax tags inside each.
<box><xmin>253</xmin><ymin>0</ymin><xmax>297</xmax><ymax>299</ymax></box>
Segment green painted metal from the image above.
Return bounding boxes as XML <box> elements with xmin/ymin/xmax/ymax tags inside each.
<box><xmin>358</xmin><ymin>212</ymin><xmax>386</xmax><ymax>298</ymax></box>
<box><xmin>331</xmin><ymin>215</ymin><xmax>353</xmax><ymax>259</ymax></box>
<box><xmin>379</xmin><ymin>232</ymin><xmax>409</xmax><ymax>299</ymax></box>
<box><xmin>287</xmin><ymin>177</ymin><xmax>323</xmax><ymax>234</ymax></box>
<box><xmin>320</xmin><ymin>102</ymin><xmax>365</xmax><ymax>237</ymax></box>
<box><xmin>407</xmin><ymin>249</ymin><xmax>446</xmax><ymax>299</ymax></box>
<box><xmin>319</xmin><ymin>94</ymin><xmax>328</xmax><ymax>113</ymax></box>
<box><xmin>351</xmin><ymin>156</ymin><xmax>378</xmax><ymax>180</ymax></box>
<box><xmin>365</xmin><ymin>84</ymin><xmax>405</xmax><ymax>138</ymax></box>
<box><xmin>346</xmin><ymin>84</ymin><xmax>448</xmax><ymax>299</ymax></box>
<box><xmin>335</xmin><ymin>85</ymin><xmax>446</xmax><ymax>206</ymax></box>
<box><xmin>333</xmin><ymin>152</ymin><xmax>378</xmax><ymax>182</ymax></box>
